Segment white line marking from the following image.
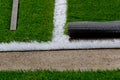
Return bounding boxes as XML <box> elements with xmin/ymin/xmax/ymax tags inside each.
<box><xmin>0</xmin><ymin>0</ymin><xmax>120</xmax><ymax>51</ymax></box>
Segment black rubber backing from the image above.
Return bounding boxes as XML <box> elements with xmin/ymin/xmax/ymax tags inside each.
<box><xmin>68</xmin><ymin>22</ymin><xmax>120</xmax><ymax>39</ymax></box>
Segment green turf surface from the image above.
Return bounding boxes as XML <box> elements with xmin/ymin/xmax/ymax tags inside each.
<box><xmin>67</xmin><ymin>0</ymin><xmax>120</xmax><ymax>22</ymax></box>
<box><xmin>0</xmin><ymin>70</ymin><xmax>120</xmax><ymax>80</ymax></box>
<box><xmin>0</xmin><ymin>0</ymin><xmax>54</xmax><ymax>42</ymax></box>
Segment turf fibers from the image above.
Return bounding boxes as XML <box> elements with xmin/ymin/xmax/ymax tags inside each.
<box><xmin>0</xmin><ymin>0</ymin><xmax>54</xmax><ymax>42</ymax></box>
<box><xmin>67</xmin><ymin>0</ymin><xmax>120</xmax><ymax>22</ymax></box>
<box><xmin>0</xmin><ymin>70</ymin><xmax>120</xmax><ymax>80</ymax></box>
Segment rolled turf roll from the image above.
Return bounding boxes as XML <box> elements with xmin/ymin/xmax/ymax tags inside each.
<box><xmin>68</xmin><ymin>22</ymin><xmax>120</xmax><ymax>39</ymax></box>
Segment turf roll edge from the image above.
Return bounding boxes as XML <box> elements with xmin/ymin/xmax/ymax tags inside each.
<box><xmin>68</xmin><ymin>22</ymin><xmax>120</xmax><ymax>39</ymax></box>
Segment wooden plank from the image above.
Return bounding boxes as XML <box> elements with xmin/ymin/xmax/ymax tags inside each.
<box><xmin>10</xmin><ymin>0</ymin><xmax>19</xmax><ymax>30</ymax></box>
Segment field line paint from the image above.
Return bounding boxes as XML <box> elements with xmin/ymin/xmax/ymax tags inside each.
<box><xmin>0</xmin><ymin>0</ymin><xmax>120</xmax><ymax>51</ymax></box>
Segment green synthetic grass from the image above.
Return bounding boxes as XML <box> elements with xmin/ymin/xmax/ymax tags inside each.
<box><xmin>0</xmin><ymin>0</ymin><xmax>54</xmax><ymax>42</ymax></box>
<box><xmin>0</xmin><ymin>70</ymin><xmax>120</xmax><ymax>80</ymax></box>
<box><xmin>65</xmin><ymin>0</ymin><xmax>120</xmax><ymax>34</ymax></box>
<box><xmin>67</xmin><ymin>0</ymin><xmax>120</xmax><ymax>22</ymax></box>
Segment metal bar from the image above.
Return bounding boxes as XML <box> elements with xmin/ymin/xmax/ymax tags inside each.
<box><xmin>68</xmin><ymin>22</ymin><xmax>120</xmax><ymax>39</ymax></box>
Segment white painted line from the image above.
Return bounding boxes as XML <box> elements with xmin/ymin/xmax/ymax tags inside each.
<box><xmin>53</xmin><ymin>0</ymin><xmax>68</xmax><ymax>42</ymax></box>
<box><xmin>0</xmin><ymin>0</ymin><xmax>120</xmax><ymax>51</ymax></box>
<box><xmin>10</xmin><ymin>0</ymin><xmax>19</xmax><ymax>30</ymax></box>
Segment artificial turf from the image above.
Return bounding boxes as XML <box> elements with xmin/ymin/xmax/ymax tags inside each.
<box><xmin>0</xmin><ymin>0</ymin><xmax>54</xmax><ymax>42</ymax></box>
<box><xmin>0</xmin><ymin>70</ymin><xmax>120</xmax><ymax>80</ymax></box>
<box><xmin>67</xmin><ymin>0</ymin><xmax>120</xmax><ymax>22</ymax></box>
